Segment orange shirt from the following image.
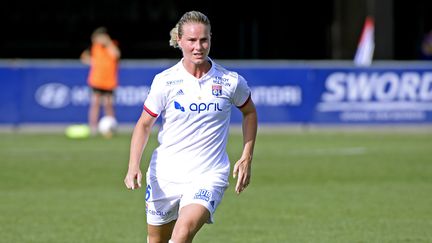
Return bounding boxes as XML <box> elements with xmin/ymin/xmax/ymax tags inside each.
<box><xmin>88</xmin><ymin>43</ymin><xmax>119</xmax><ymax>91</ymax></box>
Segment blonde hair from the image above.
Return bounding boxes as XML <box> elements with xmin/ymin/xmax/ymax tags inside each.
<box><xmin>169</xmin><ymin>11</ymin><xmax>211</xmax><ymax>49</ymax></box>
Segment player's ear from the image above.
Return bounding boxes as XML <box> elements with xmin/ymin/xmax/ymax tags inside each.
<box><xmin>176</xmin><ymin>36</ymin><xmax>181</xmax><ymax>48</ymax></box>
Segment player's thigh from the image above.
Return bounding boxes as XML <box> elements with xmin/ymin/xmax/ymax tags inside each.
<box><xmin>102</xmin><ymin>92</ymin><xmax>114</xmax><ymax>106</ymax></box>
<box><xmin>91</xmin><ymin>91</ymin><xmax>102</xmax><ymax>105</ymax></box>
<box><xmin>180</xmin><ymin>182</ymin><xmax>227</xmax><ymax>224</ymax></box>
<box><xmin>172</xmin><ymin>204</ymin><xmax>210</xmax><ymax>240</ymax></box>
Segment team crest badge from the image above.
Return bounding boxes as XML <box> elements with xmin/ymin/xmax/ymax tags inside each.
<box><xmin>212</xmin><ymin>85</ymin><xmax>222</xmax><ymax>96</ymax></box>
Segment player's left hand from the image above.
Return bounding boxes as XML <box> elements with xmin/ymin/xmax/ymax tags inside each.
<box><xmin>233</xmin><ymin>156</ymin><xmax>252</xmax><ymax>194</ymax></box>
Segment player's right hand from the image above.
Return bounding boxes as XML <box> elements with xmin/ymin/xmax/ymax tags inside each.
<box><xmin>124</xmin><ymin>169</ymin><xmax>142</xmax><ymax>190</ymax></box>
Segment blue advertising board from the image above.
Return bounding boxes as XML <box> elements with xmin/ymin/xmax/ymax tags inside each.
<box><xmin>311</xmin><ymin>67</ymin><xmax>432</xmax><ymax>124</ymax></box>
<box><xmin>229</xmin><ymin>67</ymin><xmax>309</xmax><ymax>124</ymax></box>
<box><xmin>0</xmin><ymin>60</ymin><xmax>431</xmax><ymax>125</ymax></box>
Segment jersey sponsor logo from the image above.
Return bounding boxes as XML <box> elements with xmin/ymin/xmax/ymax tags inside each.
<box><xmin>213</xmin><ymin>76</ymin><xmax>231</xmax><ymax>87</ymax></box>
<box><xmin>174</xmin><ymin>101</ymin><xmax>185</xmax><ymax>112</ymax></box>
<box><xmin>174</xmin><ymin>101</ymin><xmax>223</xmax><ymax>113</ymax></box>
<box><xmin>165</xmin><ymin>79</ymin><xmax>183</xmax><ymax>86</ymax></box>
<box><xmin>194</xmin><ymin>189</ymin><xmax>212</xmax><ymax>202</ymax></box>
<box><xmin>190</xmin><ymin>102</ymin><xmax>222</xmax><ymax>113</ymax></box>
<box><xmin>146</xmin><ymin>207</ymin><xmax>171</xmax><ymax>217</ymax></box>
<box><xmin>212</xmin><ymin>85</ymin><xmax>222</xmax><ymax>96</ymax></box>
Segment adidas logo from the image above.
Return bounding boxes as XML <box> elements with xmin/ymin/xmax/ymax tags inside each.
<box><xmin>176</xmin><ymin>89</ymin><xmax>185</xmax><ymax>96</ymax></box>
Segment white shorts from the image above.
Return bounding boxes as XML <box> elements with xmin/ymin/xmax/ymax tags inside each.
<box><xmin>145</xmin><ymin>173</ymin><xmax>228</xmax><ymax>226</ymax></box>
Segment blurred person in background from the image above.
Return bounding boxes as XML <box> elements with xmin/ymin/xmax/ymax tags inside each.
<box><xmin>420</xmin><ymin>29</ymin><xmax>432</xmax><ymax>60</ymax></box>
<box><xmin>81</xmin><ymin>27</ymin><xmax>121</xmax><ymax>135</ymax></box>
<box><xmin>124</xmin><ymin>10</ymin><xmax>257</xmax><ymax>243</ymax></box>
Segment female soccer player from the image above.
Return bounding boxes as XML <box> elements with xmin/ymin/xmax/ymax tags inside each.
<box><xmin>124</xmin><ymin>10</ymin><xmax>257</xmax><ymax>243</ymax></box>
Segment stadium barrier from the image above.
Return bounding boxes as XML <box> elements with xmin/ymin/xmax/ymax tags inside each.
<box><xmin>1</xmin><ymin>60</ymin><xmax>431</xmax><ymax>125</ymax></box>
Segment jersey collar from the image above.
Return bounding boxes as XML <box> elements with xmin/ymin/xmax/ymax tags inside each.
<box><xmin>179</xmin><ymin>57</ymin><xmax>215</xmax><ymax>82</ymax></box>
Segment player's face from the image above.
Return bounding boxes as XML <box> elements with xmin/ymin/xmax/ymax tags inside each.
<box><xmin>178</xmin><ymin>22</ymin><xmax>211</xmax><ymax>66</ymax></box>
<box><xmin>92</xmin><ymin>33</ymin><xmax>110</xmax><ymax>45</ymax></box>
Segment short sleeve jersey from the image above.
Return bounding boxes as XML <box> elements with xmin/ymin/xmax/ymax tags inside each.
<box><xmin>144</xmin><ymin>58</ymin><xmax>251</xmax><ymax>185</ymax></box>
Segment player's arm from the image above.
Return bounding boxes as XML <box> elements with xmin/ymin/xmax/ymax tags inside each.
<box><xmin>124</xmin><ymin>110</ymin><xmax>157</xmax><ymax>190</ymax></box>
<box><xmin>233</xmin><ymin>98</ymin><xmax>257</xmax><ymax>194</ymax></box>
<box><xmin>103</xmin><ymin>35</ymin><xmax>121</xmax><ymax>59</ymax></box>
<box><xmin>80</xmin><ymin>49</ymin><xmax>91</xmax><ymax>65</ymax></box>
<box><xmin>106</xmin><ymin>40</ymin><xmax>121</xmax><ymax>59</ymax></box>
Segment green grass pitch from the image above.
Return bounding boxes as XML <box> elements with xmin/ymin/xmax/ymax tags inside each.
<box><xmin>1</xmin><ymin>129</ymin><xmax>432</xmax><ymax>242</ymax></box>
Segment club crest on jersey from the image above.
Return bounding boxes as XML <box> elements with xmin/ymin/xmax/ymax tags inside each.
<box><xmin>212</xmin><ymin>85</ymin><xmax>222</xmax><ymax>97</ymax></box>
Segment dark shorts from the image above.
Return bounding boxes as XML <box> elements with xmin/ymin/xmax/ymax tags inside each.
<box><xmin>91</xmin><ymin>87</ymin><xmax>114</xmax><ymax>95</ymax></box>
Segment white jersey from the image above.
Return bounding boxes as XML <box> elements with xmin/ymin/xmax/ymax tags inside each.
<box><xmin>143</xmin><ymin>58</ymin><xmax>251</xmax><ymax>185</ymax></box>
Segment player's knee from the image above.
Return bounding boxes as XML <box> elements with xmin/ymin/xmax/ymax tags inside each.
<box><xmin>148</xmin><ymin>234</ymin><xmax>169</xmax><ymax>243</ymax></box>
<box><xmin>171</xmin><ymin>225</ymin><xmax>195</xmax><ymax>242</ymax></box>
